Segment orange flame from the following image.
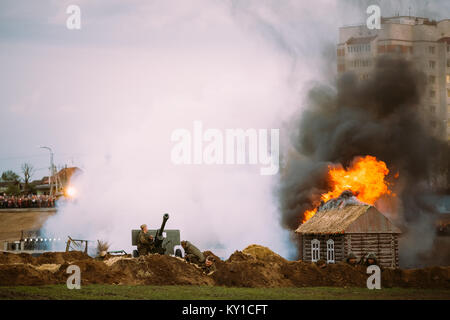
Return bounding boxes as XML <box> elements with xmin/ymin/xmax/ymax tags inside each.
<box><xmin>302</xmin><ymin>155</ymin><xmax>394</xmax><ymax>223</ymax></box>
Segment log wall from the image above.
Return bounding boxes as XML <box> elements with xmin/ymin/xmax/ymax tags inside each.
<box><xmin>302</xmin><ymin>233</ymin><xmax>399</xmax><ymax>268</ymax></box>
<box><xmin>344</xmin><ymin>233</ymin><xmax>399</xmax><ymax>268</ymax></box>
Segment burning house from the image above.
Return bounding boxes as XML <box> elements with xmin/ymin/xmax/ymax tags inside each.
<box><xmin>295</xmin><ymin>192</ymin><xmax>401</xmax><ymax>268</ymax></box>
<box><xmin>278</xmin><ymin>54</ymin><xmax>450</xmax><ymax>267</ymax></box>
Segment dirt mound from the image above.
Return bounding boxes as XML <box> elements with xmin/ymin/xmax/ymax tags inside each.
<box><xmin>382</xmin><ymin>266</ymin><xmax>450</xmax><ymax>289</ymax></box>
<box><xmin>36</xmin><ymin>251</ymin><xmax>91</xmax><ymax>265</ymax></box>
<box><xmin>0</xmin><ymin>247</ymin><xmax>449</xmax><ymax>288</ymax></box>
<box><xmin>55</xmin><ymin>259</ymin><xmax>123</xmax><ymax>285</ymax></box>
<box><xmin>280</xmin><ymin>261</ymin><xmax>332</xmax><ymax>287</ymax></box>
<box><xmin>108</xmin><ymin>254</ymin><xmax>214</xmax><ymax>285</ymax></box>
<box><xmin>203</xmin><ymin>250</ymin><xmax>221</xmax><ymax>262</ymax></box>
<box><xmin>242</xmin><ymin>245</ymin><xmax>287</xmax><ymax>264</ymax></box>
<box><xmin>227</xmin><ymin>250</ymin><xmax>255</xmax><ymax>262</ymax></box>
<box><xmin>0</xmin><ymin>252</ymin><xmax>35</xmax><ymax>265</ymax></box>
<box><xmin>213</xmin><ymin>259</ymin><xmax>291</xmax><ymax>287</ymax></box>
<box><xmin>0</xmin><ymin>264</ymin><xmax>58</xmax><ymax>286</ymax></box>
<box><xmin>216</xmin><ymin>249</ymin><xmax>291</xmax><ymax>287</ymax></box>
<box><xmin>103</xmin><ymin>253</ymin><xmax>132</xmax><ymax>261</ymax></box>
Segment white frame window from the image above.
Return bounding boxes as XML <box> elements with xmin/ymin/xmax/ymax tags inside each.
<box><xmin>311</xmin><ymin>239</ymin><xmax>320</xmax><ymax>262</ymax></box>
<box><xmin>327</xmin><ymin>239</ymin><xmax>335</xmax><ymax>263</ymax></box>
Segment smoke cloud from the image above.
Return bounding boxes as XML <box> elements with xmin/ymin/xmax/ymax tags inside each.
<box><xmin>2</xmin><ymin>0</ymin><xmax>448</xmax><ymax>262</ymax></box>
<box><xmin>278</xmin><ymin>57</ymin><xmax>449</xmax><ymax>266</ymax></box>
<box><xmin>34</xmin><ymin>0</ymin><xmax>343</xmax><ymax>259</ymax></box>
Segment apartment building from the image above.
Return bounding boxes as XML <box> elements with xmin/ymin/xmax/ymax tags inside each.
<box><xmin>337</xmin><ymin>16</ymin><xmax>450</xmax><ymax>141</ymax></box>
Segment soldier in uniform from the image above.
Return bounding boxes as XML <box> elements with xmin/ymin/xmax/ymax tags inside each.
<box><xmin>202</xmin><ymin>256</ymin><xmax>217</xmax><ymax>275</ymax></box>
<box><xmin>181</xmin><ymin>240</ymin><xmax>205</xmax><ymax>265</ymax></box>
<box><xmin>137</xmin><ymin>224</ymin><xmax>155</xmax><ymax>256</ymax></box>
<box><xmin>363</xmin><ymin>252</ymin><xmax>379</xmax><ymax>266</ymax></box>
<box><xmin>345</xmin><ymin>252</ymin><xmax>358</xmax><ymax>266</ymax></box>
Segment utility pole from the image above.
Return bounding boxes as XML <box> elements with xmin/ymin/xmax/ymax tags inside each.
<box><xmin>39</xmin><ymin>146</ymin><xmax>59</xmax><ymax>196</ymax></box>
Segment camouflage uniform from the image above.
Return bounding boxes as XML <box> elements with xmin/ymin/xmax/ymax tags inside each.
<box><xmin>201</xmin><ymin>256</ymin><xmax>217</xmax><ymax>275</ymax></box>
<box><xmin>202</xmin><ymin>263</ymin><xmax>217</xmax><ymax>275</ymax></box>
<box><xmin>137</xmin><ymin>230</ymin><xmax>155</xmax><ymax>256</ymax></box>
<box><xmin>182</xmin><ymin>241</ymin><xmax>205</xmax><ymax>265</ymax></box>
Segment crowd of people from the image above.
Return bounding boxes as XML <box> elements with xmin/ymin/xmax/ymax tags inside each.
<box><xmin>0</xmin><ymin>194</ymin><xmax>56</xmax><ymax>209</ymax></box>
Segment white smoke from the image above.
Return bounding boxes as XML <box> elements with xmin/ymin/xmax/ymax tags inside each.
<box><xmin>18</xmin><ymin>0</ymin><xmax>443</xmax><ymax>259</ymax></box>
<box><xmin>36</xmin><ymin>0</ymin><xmax>344</xmax><ymax>259</ymax></box>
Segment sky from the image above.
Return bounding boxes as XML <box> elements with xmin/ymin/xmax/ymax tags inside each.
<box><xmin>0</xmin><ymin>0</ymin><xmax>448</xmax><ymax>258</ymax></box>
<box><xmin>1</xmin><ymin>0</ymin><xmax>449</xmax><ymax>179</ymax></box>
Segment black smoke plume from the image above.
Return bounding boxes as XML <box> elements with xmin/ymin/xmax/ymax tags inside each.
<box><xmin>278</xmin><ymin>57</ymin><xmax>449</xmax><ymax>265</ymax></box>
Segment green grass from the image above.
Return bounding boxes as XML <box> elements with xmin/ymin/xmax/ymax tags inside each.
<box><xmin>0</xmin><ymin>285</ymin><xmax>449</xmax><ymax>300</ymax></box>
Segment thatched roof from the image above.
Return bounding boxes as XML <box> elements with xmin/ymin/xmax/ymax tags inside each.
<box><xmin>295</xmin><ymin>204</ymin><xmax>401</xmax><ymax>235</ymax></box>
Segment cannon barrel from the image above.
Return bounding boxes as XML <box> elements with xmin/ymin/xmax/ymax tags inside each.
<box><xmin>155</xmin><ymin>213</ymin><xmax>169</xmax><ymax>244</ymax></box>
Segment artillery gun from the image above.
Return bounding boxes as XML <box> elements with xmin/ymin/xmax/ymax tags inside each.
<box><xmin>131</xmin><ymin>213</ymin><xmax>181</xmax><ymax>257</ymax></box>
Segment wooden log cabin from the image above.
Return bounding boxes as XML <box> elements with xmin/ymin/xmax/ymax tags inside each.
<box><xmin>295</xmin><ymin>204</ymin><xmax>401</xmax><ymax>268</ymax></box>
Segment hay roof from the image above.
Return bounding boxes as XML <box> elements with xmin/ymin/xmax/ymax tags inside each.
<box><xmin>295</xmin><ymin>204</ymin><xmax>401</xmax><ymax>235</ymax></box>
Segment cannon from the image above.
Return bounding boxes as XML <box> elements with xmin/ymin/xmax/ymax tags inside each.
<box><xmin>154</xmin><ymin>213</ymin><xmax>169</xmax><ymax>249</ymax></box>
<box><xmin>131</xmin><ymin>213</ymin><xmax>181</xmax><ymax>257</ymax></box>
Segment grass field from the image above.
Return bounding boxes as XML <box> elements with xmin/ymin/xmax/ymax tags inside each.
<box><xmin>0</xmin><ymin>285</ymin><xmax>449</xmax><ymax>300</ymax></box>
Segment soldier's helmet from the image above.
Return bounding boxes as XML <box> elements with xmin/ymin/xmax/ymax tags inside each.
<box><xmin>367</xmin><ymin>252</ymin><xmax>377</xmax><ymax>259</ymax></box>
<box><xmin>100</xmin><ymin>251</ymin><xmax>107</xmax><ymax>257</ymax></box>
<box><xmin>140</xmin><ymin>224</ymin><xmax>147</xmax><ymax>230</ymax></box>
<box><xmin>347</xmin><ymin>252</ymin><xmax>357</xmax><ymax>259</ymax></box>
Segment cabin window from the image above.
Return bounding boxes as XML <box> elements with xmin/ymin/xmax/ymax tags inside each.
<box><xmin>311</xmin><ymin>239</ymin><xmax>320</xmax><ymax>262</ymax></box>
<box><xmin>327</xmin><ymin>239</ymin><xmax>335</xmax><ymax>263</ymax></box>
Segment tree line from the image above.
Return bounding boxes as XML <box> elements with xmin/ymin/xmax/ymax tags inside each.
<box><xmin>1</xmin><ymin>163</ymin><xmax>37</xmax><ymax>195</ymax></box>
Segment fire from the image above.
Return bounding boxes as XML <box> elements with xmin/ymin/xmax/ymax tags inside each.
<box><xmin>302</xmin><ymin>155</ymin><xmax>393</xmax><ymax>223</ymax></box>
<box><xmin>65</xmin><ymin>186</ymin><xmax>77</xmax><ymax>198</ymax></box>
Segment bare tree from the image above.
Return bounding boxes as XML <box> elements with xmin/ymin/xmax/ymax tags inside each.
<box><xmin>21</xmin><ymin>163</ymin><xmax>35</xmax><ymax>185</ymax></box>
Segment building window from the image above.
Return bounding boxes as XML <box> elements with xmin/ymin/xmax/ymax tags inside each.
<box><xmin>429</xmin><ymin>46</ymin><xmax>435</xmax><ymax>54</ymax></box>
<box><xmin>326</xmin><ymin>239</ymin><xmax>335</xmax><ymax>263</ymax></box>
<box><xmin>447</xmin><ymin>60</ymin><xmax>450</xmax><ymax>68</ymax></box>
<box><xmin>429</xmin><ymin>75</ymin><xmax>436</xmax><ymax>84</ymax></box>
<box><xmin>311</xmin><ymin>239</ymin><xmax>320</xmax><ymax>262</ymax></box>
<box><xmin>430</xmin><ymin>105</ymin><xmax>436</xmax><ymax>114</ymax></box>
<box><xmin>430</xmin><ymin>90</ymin><xmax>436</xmax><ymax>98</ymax></box>
<box><xmin>447</xmin><ymin>89</ymin><xmax>450</xmax><ymax>98</ymax></box>
<box><xmin>429</xmin><ymin>61</ymin><xmax>436</xmax><ymax>69</ymax></box>
<box><xmin>447</xmin><ymin>75</ymin><xmax>450</xmax><ymax>84</ymax></box>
